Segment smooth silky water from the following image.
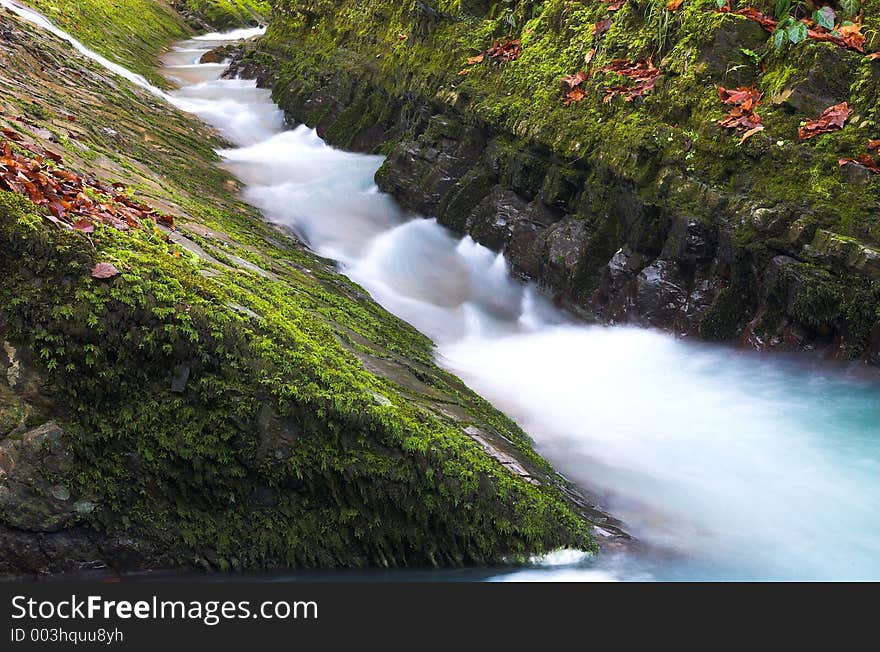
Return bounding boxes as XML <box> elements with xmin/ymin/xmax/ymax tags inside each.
<box><xmin>4</xmin><ymin>0</ymin><xmax>879</xmax><ymax>580</ymax></box>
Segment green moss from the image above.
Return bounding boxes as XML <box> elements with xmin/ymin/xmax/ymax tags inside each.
<box><xmin>177</xmin><ymin>0</ymin><xmax>271</xmax><ymax>29</ymax></box>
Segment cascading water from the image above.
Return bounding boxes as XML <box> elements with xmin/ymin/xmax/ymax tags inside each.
<box><xmin>5</xmin><ymin>0</ymin><xmax>880</xmax><ymax>580</ymax></box>
<box><xmin>163</xmin><ymin>34</ymin><xmax>880</xmax><ymax>581</ymax></box>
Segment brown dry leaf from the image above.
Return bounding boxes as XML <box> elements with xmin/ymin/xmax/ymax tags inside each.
<box><xmin>667</xmin><ymin>0</ymin><xmax>684</xmax><ymax>10</ymax></box>
<box><xmin>601</xmin><ymin>59</ymin><xmax>662</xmax><ymax>102</ymax></box>
<box><xmin>91</xmin><ymin>263</ymin><xmax>120</xmax><ymax>279</ymax></box>
<box><xmin>467</xmin><ymin>54</ymin><xmax>485</xmax><ymax>65</ymax></box>
<box><xmin>868</xmin><ymin>52</ymin><xmax>880</xmax><ymax>60</ymax></box>
<box><xmin>1</xmin><ymin>127</ymin><xmax>22</xmax><ymax>142</ymax></box>
<box><xmin>838</xmin><ymin>153</ymin><xmax>880</xmax><ymax>173</ymax></box>
<box><xmin>72</xmin><ymin>219</ymin><xmax>94</xmax><ymax>233</ymax></box>
<box><xmin>585</xmin><ymin>49</ymin><xmax>596</xmax><ymax>65</ymax></box>
<box><xmin>562</xmin><ymin>71</ymin><xmax>589</xmax><ymax>88</ymax></box>
<box><xmin>868</xmin><ymin>139</ymin><xmax>880</xmax><ymax>151</ymax></box>
<box><xmin>798</xmin><ymin>102</ymin><xmax>851</xmax><ymax>140</ymax></box>
<box><xmin>717</xmin><ymin>85</ymin><xmax>763</xmax><ymax>132</ymax></box>
<box><xmin>606</xmin><ymin>0</ymin><xmax>626</xmax><ymax>11</ymax></box>
<box><xmin>593</xmin><ymin>18</ymin><xmax>613</xmax><ymax>38</ymax></box>
<box><xmin>457</xmin><ymin>69</ymin><xmax>470</xmax><ymax>76</ymax></box>
<box><xmin>0</xmin><ymin>137</ymin><xmax>178</xmax><ymax>236</ymax></box>
<box><xmin>565</xmin><ymin>87</ymin><xmax>588</xmax><ymax>106</ymax></box>
<box><xmin>739</xmin><ymin>125</ymin><xmax>764</xmax><ymax>144</ymax></box>
<box><xmin>487</xmin><ymin>38</ymin><xmax>522</xmax><ymax>63</ymax></box>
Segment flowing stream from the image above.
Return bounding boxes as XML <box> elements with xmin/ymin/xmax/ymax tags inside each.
<box><xmin>5</xmin><ymin>0</ymin><xmax>880</xmax><ymax>580</ymax></box>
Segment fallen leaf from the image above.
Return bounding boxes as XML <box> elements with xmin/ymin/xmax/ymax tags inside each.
<box><xmin>739</xmin><ymin>124</ymin><xmax>764</xmax><ymax>143</ymax></box>
<box><xmin>717</xmin><ymin>85</ymin><xmax>764</xmax><ymax>132</ymax></box>
<box><xmin>91</xmin><ymin>263</ymin><xmax>120</xmax><ymax>279</ymax></box>
<box><xmin>593</xmin><ymin>18</ymin><xmax>613</xmax><ymax>38</ymax></box>
<box><xmin>487</xmin><ymin>38</ymin><xmax>522</xmax><ymax>63</ymax></box>
<box><xmin>564</xmin><ymin>87</ymin><xmax>588</xmax><ymax>106</ymax></box>
<box><xmin>868</xmin><ymin>139</ymin><xmax>880</xmax><ymax>151</ymax></box>
<box><xmin>868</xmin><ymin>52</ymin><xmax>880</xmax><ymax>60</ymax></box>
<box><xmin>72</xmin><ymin>219</ymin><xmax>95</xmax><ymax>233</ymax></box>
<box><xmin>606</xmin><ymin>0</ymin><xmax>627</xmax><ymax>11</ymax></box>
<box><xmin>457</xmin><ymin>69</ymin><xmax>470</xmax><ymax>76</ymax></box>
<box><xmin>601</xmin><ymin>59</ymin><xmax>662</xmax><ymax>102</ymax></box>
<box><xmin>667</xmin><ymin>0</ymin><xmax>683</xmax><ymax>10</ymax></box>
<box><xmin>798</xmin><ymin>102</ymin><xmax>851</xmax><ymax>140</ymax></box>
<box><xmin>838</xmin><ymin>154</ymin><xmax>880</xmax><ymax>173</ymax></box>
<box><xmin>585</xmin><ymin>49</ymin><xmax>596</xmax><ymax>65</ymax></box>
<box><xmin>467</xmin><ymin>54</ymin><xmax>485</xmax><ymax>65</ymax></box>
<box><xmin>562</xmin><ymin>71</ymin><xmax>589</xmax><ymax>88</ymax></box>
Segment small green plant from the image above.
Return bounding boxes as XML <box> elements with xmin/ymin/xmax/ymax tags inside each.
<box><xmin>771</xmin><ymin>1</ymin><xmax>860</xmax><ymax>50</ymax></box>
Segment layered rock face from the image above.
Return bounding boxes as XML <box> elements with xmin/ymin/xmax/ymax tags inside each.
<box><xmin>241</xmin><ymin>0</ymin><xmax>880</xmax><ymax>362</ymax></box>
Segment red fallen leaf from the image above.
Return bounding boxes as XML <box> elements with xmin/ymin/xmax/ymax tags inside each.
<box><xmin>467</xmin><ymin>54</ymin><xmax>485</xmax><ymax>65</ymax></box>
<box><xmin>667</xmin><ymin>0</ymin><xmax>683</xmax><ymax>10</ymax></box>
<box><xmin>1</xmin><ymin>127</ymin><xmax>22</xmax><ymax>142</ymax></box>
<box><xmin>564</xmin><ymin>87</ymin><xmax>588</xmax><ymax>106</ymax></box>
<box><xmin>601</xmin><ymin>58</ymin><xmax>662</xmax><ymax>102</ymax></box>
<box><xmin>91</xmin><ymin>263</ymin><xmax>120</xmax><ymax>279</ymax></box>
<box><xmin>605</xmin><ymin>0</ymin><xmax>626</xmax><ymax>11</ymax></box>
<box><xmin>158</xmin><ymin>214</ymin><xmax>175</xmax><ymax>228</ymax></box>
<box><xmin>67</xmin><ymin>115</ymin><xmax>76</xmax><ymax>122</ymax></box>
<box><xmin>838</xmin><ymin>153</ymin><xmax>880</xmax><ymax>173</ymax></box>
<box><xmin>487</xmin><ymin>38</ymin><xmax>522</xmax><ymax>63</ymax></box>
<box><xmin>593</xmin><ymin>18</ymin><xmax>613</xmax><ymax>38</ymax></box>
<box><xmin>868</xmin><ymin>52</ymin><xmax>880</xmax><ymax>61</ymax></box>
<box><xmin>42</xmin><ymin>149</ymin><xmax>63</xmax><ymax>164</ymax></box>
<box><xmin>48</xmin><ymin>201</ymin><xmax>66</xmax><ymax>219</ymax></box>
<box><xmin>72</xmin><ymin>219</ymin><xmax>95</xmax><ymax>233</ymax></box>
<box><xmin>717</xmin><ymin>85</ymin><xmax>763</xmax><ymax>132</ymax></box>
<box><xmin>838</xmin><ymin>23</ymin><xmax>865</xmax><ymax>53</ymax></box>
<box><xmin>562</xmin><ymin>71</ymin><xmax>589</xmax><ymax>88</ymax></box>
<box><xmin>798</xmin><ymin>102</ymin><xmax>851</xmax><ymax>140</ymax></box>
<box><xmin>868</xmin><ymin>139</ymin><xmax>880</xmax><ymax>151</ymax></box>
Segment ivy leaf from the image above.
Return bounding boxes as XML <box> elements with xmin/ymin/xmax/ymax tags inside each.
<box><xmin>786</xmin><ymin>22</ymin><xmax>808</xmax><ymax>44</ymax></box>
<box><xmin>813</xmin><ymin>6</ymin><xmax>836</xmax><ymax>30</ymax></box>
<box><xmin>839</xmin><ymin>0</ymin><xmax>860</xmax><ymax>19</ymax></box>
<box><xmin>773</xmin><ymin>26</ymin><xmax>788</xmax><ymax>49</ymax></box>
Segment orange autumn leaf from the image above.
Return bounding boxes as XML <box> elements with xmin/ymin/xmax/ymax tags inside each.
<box><xmin>667</xmin><ymin>0</ymin><xmax>684</xmax><ymax>10</ymax></box>
<box><xmin>839</xmin><ymin>153</ymin><xmax>880</xmax><ymax>174</ymax></box>
<box><xmin>739</xmin><ymin>125</ymin><xmax>764</xmax><ymax>144</ymax></box>
<box><xmin>593</xmin><ymin>18</ymin><xmax>613</xmax><ymax>37</ymax></box>
<box><xmin>798</xmin><ymin>102</ymin><xmax>851</xmax><ymax>140</ymax></box>
<box><xmin>562</xmin><ymin>71</ymin><xmax>589</xmax><ymax>88</ymax></box>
